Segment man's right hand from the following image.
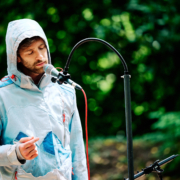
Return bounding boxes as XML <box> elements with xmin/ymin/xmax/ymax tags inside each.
<box><xmin>19</xmin><ymin>137</ymin><xmax>39</xmax><ymax>160</ymax></box>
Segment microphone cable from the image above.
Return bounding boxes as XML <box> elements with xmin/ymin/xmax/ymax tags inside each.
<box><xmin>81</xmin><ymin>89</ymin><xmax>90</xmax><ymax>180</ymax></box>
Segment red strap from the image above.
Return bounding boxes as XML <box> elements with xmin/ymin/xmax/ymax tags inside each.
<box><xmin>63</xmin><ymin>114</ymin><xmax>65</xmax><ymax>122</ymax></box>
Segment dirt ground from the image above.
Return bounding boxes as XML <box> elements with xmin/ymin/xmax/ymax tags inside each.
<box><xmin>87</xmin><ymin>137</ymin><xmax>179</xmax><ymax>180</ymax></box>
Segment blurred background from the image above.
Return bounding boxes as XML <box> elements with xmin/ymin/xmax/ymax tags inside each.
<box><xmin>0</xmin><ymin>0</ymin><xmax>180</xmax><ymax>179</ymax></box>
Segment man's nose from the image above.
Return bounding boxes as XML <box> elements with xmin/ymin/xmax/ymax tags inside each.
<box><xmin>36</xmin><ymin>50</ymin><xmax>43</xmax><ymax>60</ymax></box>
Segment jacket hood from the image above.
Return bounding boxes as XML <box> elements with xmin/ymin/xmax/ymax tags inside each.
<box><xmin>6</xmin><ymin>19</ymin><xmax>51</xmax><ymax>89</ymax></box>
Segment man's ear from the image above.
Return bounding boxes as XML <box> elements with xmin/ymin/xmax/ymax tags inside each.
<box><xmin>17</xmin><ymin>55</ymin><xmax>22</xmax><ymax>63</ymax></box>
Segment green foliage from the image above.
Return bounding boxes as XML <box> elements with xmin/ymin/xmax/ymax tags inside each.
<box><xmin>1</xmin><ymin>0</ymin><xmax>180</xmax><ymax>176</ymax></box>
<box><xmin>1</xmin><ymin>0</ymin><xmax>180</xmax><ymax>137</ymax></box>
<box><xmin>140</xmin><ymin>111</ymin><xmax>180</xmax><ymax>176</ymax></box>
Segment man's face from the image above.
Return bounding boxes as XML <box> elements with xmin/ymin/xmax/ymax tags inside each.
<box><xmin>17</xmin><ymin>38</ymin><xmax>48</xmax><ymax>76</ymax></box>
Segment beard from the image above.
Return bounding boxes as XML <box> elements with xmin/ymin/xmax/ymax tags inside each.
<box><xmin>17</xmin><ymin>57</ymin><xmax>48</xmax><ymax>75</ymax></box>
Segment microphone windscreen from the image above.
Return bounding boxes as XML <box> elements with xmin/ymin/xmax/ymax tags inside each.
<box><xmin>43</xmin><ymin>64</ymin><xmax>54</xmax><ymax>75</ymax></box>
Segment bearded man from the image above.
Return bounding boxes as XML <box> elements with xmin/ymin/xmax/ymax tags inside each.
<box><xmin>0</xmin><ymin>19</ymin><xmax>88</xmax><ymax>180</ymax></box>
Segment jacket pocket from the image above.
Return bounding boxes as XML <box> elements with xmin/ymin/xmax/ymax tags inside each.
<box><xmin>20</xmin><ymin>141</ymin><xmax>56</xmax><ymax>178</ymax></box>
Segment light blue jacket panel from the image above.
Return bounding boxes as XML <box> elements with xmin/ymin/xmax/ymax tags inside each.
<box><xmin>0</xmin><ymin>19</ymin><xmax>88</xmax><ymax>180</ymax></box>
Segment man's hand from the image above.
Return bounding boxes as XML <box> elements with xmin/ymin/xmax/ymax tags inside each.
<box><xmin>19</xmin><ymin>137</ymin><xmax>39</xmax><ymax>160</ymax></box>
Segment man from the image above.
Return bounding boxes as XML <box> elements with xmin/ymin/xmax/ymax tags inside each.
<box><xmin>0</xmin><ymin>19</ymin><xmax>88</xmax><ymax>180</ymax></box>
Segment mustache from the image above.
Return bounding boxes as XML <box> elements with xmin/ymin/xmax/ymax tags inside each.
<box><xmin>34</xmin><ymin>60</ymin><xmax>47</xmax><ymax>66</ymax></box>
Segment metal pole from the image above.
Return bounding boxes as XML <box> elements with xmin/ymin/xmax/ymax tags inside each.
<box><xmin>123</xmin><ymin>74</ymin><xmax>134</xmax><ymax>180</ymax></box>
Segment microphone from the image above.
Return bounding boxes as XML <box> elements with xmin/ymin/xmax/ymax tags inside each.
<box><xmin>43</xmin><ymin>64</ymin><xmax>82</xmax><ymax>90</ymax></box>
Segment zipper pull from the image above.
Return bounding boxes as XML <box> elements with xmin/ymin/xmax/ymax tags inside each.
<box><xmin>15</xmin><ymin>171</ymin><xmax>17</xmax><ymax>179</ymax></box>
<box><xmin>72</xmin><ymin>167</ymin><xmax>74</xmax><ymax>175</ymax></box>
<box><xmin>63</xmin><ymin>114</ymin><xmax>65</xmax><ymax>123</ymax></box>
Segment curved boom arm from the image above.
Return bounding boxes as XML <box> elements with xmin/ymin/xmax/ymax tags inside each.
<box><xmin>63</xmin><ymin>37</ymin><xmax>129</xmax><ymax>75</ymax></box>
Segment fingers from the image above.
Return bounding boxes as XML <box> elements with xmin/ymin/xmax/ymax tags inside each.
<box><xmin>27</xmin><ymin>149</ymin><xmax>38</xmax><ymax>158</ymax></box>
<box><xmin>24</xmin><ymin>137</ymin><xmax>39</xmax><ymax>149</ymax></box>
<box><xmin>19</xmin><ymin>144</ymin><xmax>39</xmax><ymax>160</ymax></box>
<box><xmin>29</xmin><ymin>153</ymin><xmax>38</xmax><ymax>160</ymax></box>
<box><xmin>23</xmin><ymin>144</ymin><xmax>36</xmax><ymax>155</ymax></box>
<box><xmin>19</xmin><ymin>136</ymin><xmax>34</xmax><ymax>143</ymax></box>
<box><xmin>19</xmin><ymin>137</ymin><xmax>39</xmax><ymax>160</ymax></box>
<box><xmin>22</xmin><ymin>148</ymin><xmax>38</xmax><ymax>160</ymax></box>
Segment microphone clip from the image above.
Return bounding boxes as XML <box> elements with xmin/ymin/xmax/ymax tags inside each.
<box><xmin>51</xmin><ymin>72</ymin><xmax>71</xmax><ymax>85</ymax></box>
<box><xmin>142</xmin><ymin>160</ymin><xmax>164</xmax><ymax>180</ymax></box>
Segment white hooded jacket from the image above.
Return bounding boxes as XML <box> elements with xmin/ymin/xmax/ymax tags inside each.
<box><xmin>0</xmin><ymin>19</ymin><xmax>88</xmax><ymax>180</ymax></box>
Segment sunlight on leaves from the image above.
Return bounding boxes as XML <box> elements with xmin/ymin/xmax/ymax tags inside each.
<box><xmin>152</xmin><ymin>40</ymin><xmax>161</xmax><ymax>50</ymax></box>
<box><xmin>97</xmin><ymin>73</ymin><xmax>116</xmax><ymax>93</ymax></box>
<box><xmin>120</xmin><ymin>12</ymin><xmax>136</xmax><ymax>41</ymax></box>
<box><xmin>47</xmin><ymin>7</ymin><xmax>57</xmax><ymax>15</ymax></box>
<box><xmin>97</xmin><ymin>52</ymin><xmax>120</xmax><ymax>69</ymax></box>
<box><xmin>56</xmin><ymin>31</ymin><xmax>66</xmax><ymax>39</ymax></box>
<box><xmin>100</xmin><ymin>18</ymin><xmax>111</xmax><ymax>26</ymax></box>
<box><xmin>111</xmin><ymin>15</ymin><xmax>121</xmax><ymax>22</ymax></box>
<box><xmin>134</xmin><ymin>105</ymin><xmax>144</xmax><ymax>116</ymax></box>
<box><xmin>82</xmin><ymin>8</ymin><xmax>94</xmax><ymax>21</ymax></box>
<box><xmin>132</xmin><ymin>45</ymin><xmax>151</xmax><ymax>63</ymax></box>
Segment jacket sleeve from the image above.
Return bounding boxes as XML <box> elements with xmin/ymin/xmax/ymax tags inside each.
<box><xmin>0</xmin><ymin>117</ymin><xmax>25</xmax><ymax>166</ymax></box>
<box><xmin>70</xmin><ymin>93</ymin><xmax>88</xmax><ymax>180</ymax></box>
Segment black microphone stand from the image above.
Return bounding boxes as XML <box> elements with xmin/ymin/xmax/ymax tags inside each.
<box><xmin>62</xmin><ymin>38</ymin><xmax>134</xmax><ymax>180</ymax></box>
<box><xmin>54</xmin><ymin>37</ymin><xmax>179</xmax><ymax>180</ymax></box>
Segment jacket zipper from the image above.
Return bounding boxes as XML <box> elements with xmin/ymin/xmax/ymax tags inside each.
<box><xmin>62</xmin><ymin>95</ymin><xmax>66</xmax><ymax>147</ymax></box>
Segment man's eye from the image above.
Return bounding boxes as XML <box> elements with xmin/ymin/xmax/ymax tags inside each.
<box><xmin>40</xmin><ymin>46</ymin><xmax>45</xmax><ymax>50</ymax></box>
<box><xmin>28</xmin><ymin>51</ymin><xmax>33</xmax><ymax>55</ymax></box>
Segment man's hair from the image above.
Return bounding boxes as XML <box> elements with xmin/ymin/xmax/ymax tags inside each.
<box><xmin>17</xmin><ymin>36</ymin><xmax>42</xmax><ymax>54</ymax></box>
